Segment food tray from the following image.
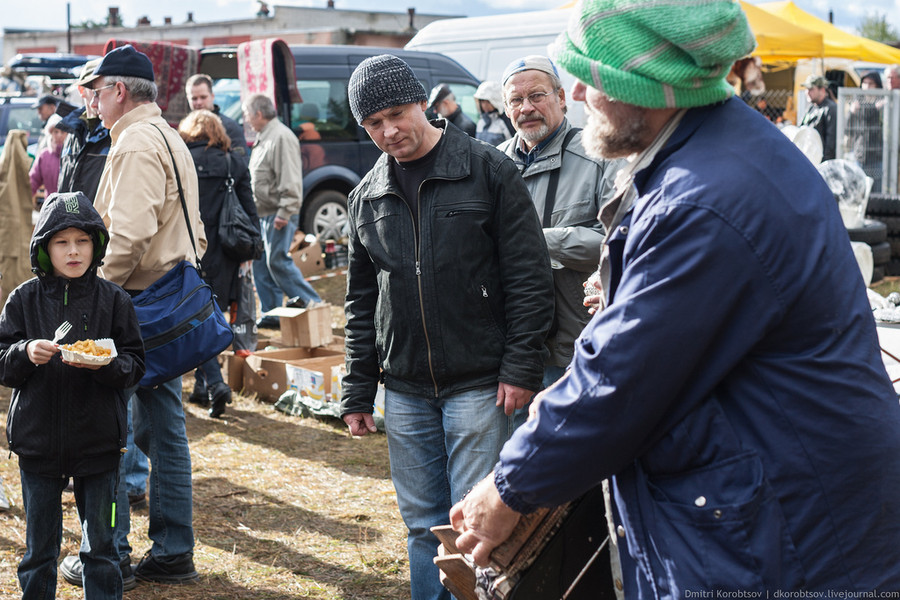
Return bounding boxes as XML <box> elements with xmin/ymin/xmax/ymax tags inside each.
<box><xmin>59</xmin><ymin>338</ymin><xmax>117</xmax><ymax>366</ymax></box>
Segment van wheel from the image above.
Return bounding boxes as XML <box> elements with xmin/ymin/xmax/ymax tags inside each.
<box><xmin>303</xmin><ymin>190</ymin><xmax>348</xmax><ymax>242</ymax></box>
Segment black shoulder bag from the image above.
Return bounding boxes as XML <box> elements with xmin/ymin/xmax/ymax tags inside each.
<box><xmin>218</xmin><ymin>153</ymin><xmax>264</xmax><ymax>261</ymax></box>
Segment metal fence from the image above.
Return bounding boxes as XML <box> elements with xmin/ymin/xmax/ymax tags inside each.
<box><xmin>836</xmin><ymin>88</ymin><xmax>900</xmax><ymax>195</ymax></box>
<box><xmin>740</xmin><ymin>89</ymin><xmax>795</xmax><ymax>125</ymax></box>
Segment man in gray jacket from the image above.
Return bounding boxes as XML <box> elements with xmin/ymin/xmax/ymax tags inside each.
<box><xmin>498</xmin><ymin>55</ymin><xmax>621</xmax><ymax>388</ymax></box>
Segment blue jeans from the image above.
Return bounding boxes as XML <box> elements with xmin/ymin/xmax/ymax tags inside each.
<box><xmin>195</xmin><ymin>356</ymin><xmax>225</xmax><ymax>387</ymax></box>
<box><xmin>19</xmin><ymin>469</ymin><xmax>121</xmax><ymax>600</ymax></box>
<box><xmin>385</xmin><ymin>385</ymin><xmax>512</xmax><ymax>600</ymax></box>
<box><xmin>254</xmin><ymin>214</ymin><xmax>321</xmax><ymax>313</ymax></box>
<box><xmin>542</xmin><ymin>365</ymin><xmax>566</xmax><ymax>389</ymax></box>
<box><xmin>115</xmin><ymin>376</ymin><xmax>194</xmax><ymax>560</ymax></box>
<box><xmin>123</xmin><ymin>397</ymin><xmax>149</xmax><ymax>497</ymax></box>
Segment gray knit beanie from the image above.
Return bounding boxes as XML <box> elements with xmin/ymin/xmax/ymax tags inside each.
<box><xmin>348</xmin><ymin>54</ymin><xmax>427</xmax><ymax>123</ymax></box>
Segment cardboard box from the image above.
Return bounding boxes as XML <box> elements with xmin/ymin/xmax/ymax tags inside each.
<box><xmin>265</xmin><ymin>304</ymin><xmax>333</xmax><ymax>348</ymax></box>
<box><xmin>331</xmin><ymin>364</ymin><xmax>346</xmax><ymax>403</ymax></box>
<box><xmin>219</xmin><ymin>350</ymin><xmax>243</xmax><ymax>391</ymax></box>
<box><xmin>243</xmin><ymin>347</ymin><xmax>344</xmax><ymax>401</ymax></box>
<box><xmin>286</xmin><ymin>355</ymin><xmax>347</xmax><ymax>401</ymax></box>
<box><xmin>323</xmin><ymin>335</ymin><xmax>345</xmax><ymax>354</ymax></box>
<box><xmin>219</xmin><ymin>339</ymin><xmax>281</xmax><ymax>391</ymax></box>
<box><xmin>291</xmin><ymin>234</ymin><xmax>325</xmax><ymax>277</ymax></box>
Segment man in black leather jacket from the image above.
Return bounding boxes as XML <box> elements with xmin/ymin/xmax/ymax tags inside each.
<box><xmin>340</xmin><ymin>54</ymin><xmax>554</xmax><ymax>600</ymax></box>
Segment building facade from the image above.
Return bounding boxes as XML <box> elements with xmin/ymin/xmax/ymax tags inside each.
<box><xmin>2</xmin><ymin>3</ymin><xmax>459</xmax><ymax>64</ymax></box>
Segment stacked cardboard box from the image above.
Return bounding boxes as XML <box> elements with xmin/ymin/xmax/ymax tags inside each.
<box><xmin>239</xmin><ymin>305</ymin><xmax>347</xmax><ymax>402</ymax></box>
<box><xmin>290</xmin><ymin>232</ymin><xmax>325</xmax><ymax>277</ymax></box>
<box><xmin>243</xmin><ymin>346</ymin><xmax>344</xmax><ymax>401</ymax></box>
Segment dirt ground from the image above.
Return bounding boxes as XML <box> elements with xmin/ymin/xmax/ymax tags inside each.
<box><xmin>0</xmin><ymin>271</ymin><xmax>414</xmax><ymax>600</ymax></box>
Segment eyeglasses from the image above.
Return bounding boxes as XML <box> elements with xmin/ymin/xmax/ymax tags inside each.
<box><xmin>506</xmin><ymin>90</ymin><xmax>556</xmax><ymax>110</ymax></box>
<box><xmin>90</xmin><ymin>84</ymin><xmax>116</xmax><ymax>99</ymax></box>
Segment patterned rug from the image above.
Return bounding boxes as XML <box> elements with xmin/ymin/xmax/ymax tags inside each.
<box><xmin>104</xmin><ymin>39</ymin><xmax>198</xmax><ymax>125</ymax></box>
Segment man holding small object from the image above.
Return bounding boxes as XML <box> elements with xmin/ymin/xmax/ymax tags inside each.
<box><xmin>450</xmin><ymin>0</ymin><xmax>900</xmax><ymax>596</ymax></box>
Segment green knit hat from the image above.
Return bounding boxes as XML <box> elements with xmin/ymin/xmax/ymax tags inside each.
<box><xmin>551</xmin><ymin>0</ymin><xmax>757</xmax><ymax>109</ymax></box>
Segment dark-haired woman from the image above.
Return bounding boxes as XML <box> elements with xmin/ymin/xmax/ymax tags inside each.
<box><xmin>178</xmin><ymin>109</ymin><xmax>259</xmax><ymax>418</ymax></box>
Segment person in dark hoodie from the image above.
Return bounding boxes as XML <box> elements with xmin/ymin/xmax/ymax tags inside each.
<box><xmin>0</xmin><ymin>192</ymin><xmax>145</xmax><ymax>599</ymax></box>
<box><xmin>57</xmin><ymin>58</ymin><xmax>112</xmax><ymax>202</ymax></box>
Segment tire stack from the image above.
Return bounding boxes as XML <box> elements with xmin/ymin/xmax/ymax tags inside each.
<box><xmin>865</xmin><ymin>194</ymin><xmax>900</xmax><ymax>281</ymax></box>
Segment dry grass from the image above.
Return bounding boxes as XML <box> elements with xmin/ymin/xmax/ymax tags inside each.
<box><xmin>872</xmin><ymin>276</ymin><xmax>900</xmax><ymax>297</ymax></box>
<box><xmin>0</xmin><ymin>272</ymin><xmax>413</xmax><ymax>600</ymax></box>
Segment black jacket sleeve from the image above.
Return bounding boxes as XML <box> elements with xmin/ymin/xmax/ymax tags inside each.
<box><xmin>0</xmin><ymin>288</ymin><xmax>39</xmax><ymax>388</ymax></box>
<box><xmin>88</xmin><ymin>287</ymin><xmax>145</xmax><ymax>389</ymax></box>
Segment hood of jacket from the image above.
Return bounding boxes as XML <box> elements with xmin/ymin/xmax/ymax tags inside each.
<box><xmin>30</xmin><ymin>191</ymin><xmax>109</xmax><ymax>278</ymax></box>
<box><xmin>57</xmin><ymin>106</ymin><xmax>87</xmax><ymax>136</ymax></box>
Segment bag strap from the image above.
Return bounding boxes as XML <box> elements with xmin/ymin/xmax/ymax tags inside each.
<box><xmin>225</xmin><ymin>151</ymin><xmax>235</xmax><ymax>190</ymax></box>
<box><xmin>542</xmin><ymin>127</ymin><xmax>582</xmax><ymax>228</ymax></box>
<box><xmin>149</xmin><ymin>122</ymin><xmax>200</xmax><ymax>265</ymax></box>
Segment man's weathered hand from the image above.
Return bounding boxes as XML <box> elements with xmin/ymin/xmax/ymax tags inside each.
<box><xmin>450</xmin><ymin>474</ymin><xmax>521</xmax><ymax>567</ymax></box>
<box><xmin>343</xmin><ymin>412</ymin><xmax>377</xmax><ymax>436</ymax></box>
<box><xmin>496</xmin><ymin>382</ymin><xmax>534</xmax><ymax>416</ymax></box>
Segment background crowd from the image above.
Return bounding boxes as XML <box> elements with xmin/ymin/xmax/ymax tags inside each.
<box><xmin>1</xmin><ymin>5</ymin><xmax>900</xmax><ymax>598</ymax></box>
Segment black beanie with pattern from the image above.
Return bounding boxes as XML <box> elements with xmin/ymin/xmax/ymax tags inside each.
<box><xmin>348</xmin><ymin>54</ymin><xmax>427</xmax><ymax>124</ymax></box>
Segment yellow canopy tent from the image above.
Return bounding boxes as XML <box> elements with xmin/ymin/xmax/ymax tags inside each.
<box><xmin>739</xmin><ymin>1</ymin><xmax>823</xmax><ymax>61</ymax></box>
<box><xmin>758</xmin><ymin>1</ymin><xmax>900</xmax><ymax>63</ymax></box>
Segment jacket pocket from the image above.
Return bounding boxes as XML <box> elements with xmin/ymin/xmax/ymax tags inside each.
<box><xmin>356</xmin><ymin>212</ymin><xmax>408</xmax><ymax>272</ymax></box>
<box><xmin>474</xmin><ymin>281</ymin><xmax>506</xmax><ymax>352</ymax></box>
<box><xmin>643</xmin><ymin>452</ymin><xmax>806</xmax><ymax>591</ymax></box>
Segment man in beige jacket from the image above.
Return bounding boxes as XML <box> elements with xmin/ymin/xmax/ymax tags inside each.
<box><xmin>60</xmin><ymin>44</ymin><xmax>204</xmax><ymax>589</ymax></box>
<box><xmin>242</xmin><ymin>93</ymin><xmax>321</xmax><ymax>329</ymax></box>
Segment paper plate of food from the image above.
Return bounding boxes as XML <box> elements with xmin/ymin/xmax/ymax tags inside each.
<box><xmin>59</xmin><ymin>338</ymin><xmax>117</xmax><ymax>366</ymax></box>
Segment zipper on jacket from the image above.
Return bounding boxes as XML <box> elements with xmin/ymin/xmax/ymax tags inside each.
<box><xmin>410</xmin><ymin>182</ymin><xmax>440</xmax><ymax>399</ymax></box>
<box><xmin>59</xmin><ymin>283</ymin><xmax>72</xmax><ymax>476</ymax></box>
<box><xmin>6</xmin><ymin>393</ymin><xmax>21</xmax><ymax>453</ymax></box>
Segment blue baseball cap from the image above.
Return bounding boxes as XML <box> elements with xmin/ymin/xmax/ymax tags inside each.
<box><xmin>81</xmin><ymin>44</ymin><xmax>154</xmax><ymax>87</ymax></box>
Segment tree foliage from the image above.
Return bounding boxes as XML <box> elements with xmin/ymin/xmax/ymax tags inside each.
<box><xmin>74</xmin><ymin>11</ymin><xmax>124</xmax><ymax>29</ymax></box>
<box><xmin>857</xmin><ymin>12</ymin><xmax>899</xmax><ymax>44</ymax></box>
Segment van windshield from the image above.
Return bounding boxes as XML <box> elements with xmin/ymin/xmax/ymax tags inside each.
<box><xmin>292</xmin><ymin>79</ymin><xmax>355</xmax><ymax>141</ymax></box>
<box><xmin>213</xmin><ymin>78</ymin><xmax>242</xmax><ymax>122</ymax></box>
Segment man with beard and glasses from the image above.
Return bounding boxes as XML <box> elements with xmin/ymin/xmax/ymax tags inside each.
<box><xmin>498</xmin><ymin>55</ymin><xmax>620</xmax><ymax>393</ymax></box>
<box><xmin>448</xmin><ymin>0</ymin><xmax>900</xmax><ymax>597</ymax></box>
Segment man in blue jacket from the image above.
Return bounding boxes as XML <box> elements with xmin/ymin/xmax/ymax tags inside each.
<box><xmin>57</xmin><ymin>58</ymin><xmax>111</xmax><ymax>203</ymax></box>
<box><xmin>450</xmin><ymin>0</ymin><xmax>900</xmax><ymax>596</ymax></box>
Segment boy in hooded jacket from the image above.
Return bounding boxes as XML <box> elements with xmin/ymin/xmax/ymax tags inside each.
<box><xmin>0</xmin><ymin>191</ymin><xmax>145</xmax><ymax>600</ymax></box>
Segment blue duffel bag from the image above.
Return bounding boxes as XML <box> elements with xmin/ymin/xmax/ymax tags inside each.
<box><xmin>132</xmin><ymin>260</ymin><xmax>233</xmax><ymax>388</ymax></box>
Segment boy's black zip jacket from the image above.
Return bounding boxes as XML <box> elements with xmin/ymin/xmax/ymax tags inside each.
<box><xmin>0</xmin><ymin>192</ymin><xmax>145</xmax><ymax>477</ymax></box>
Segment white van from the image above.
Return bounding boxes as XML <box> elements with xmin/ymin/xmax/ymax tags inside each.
<box><xmin>405</xmin><ymin>8</ymin><xmax>587</xmax><ymax>126</ymax></box>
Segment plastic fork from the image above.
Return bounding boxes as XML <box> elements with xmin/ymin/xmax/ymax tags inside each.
<box><xmin>51</xmin><ymin>321</ymin><xmax>72</xmax><ymax>344</ymax></box>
